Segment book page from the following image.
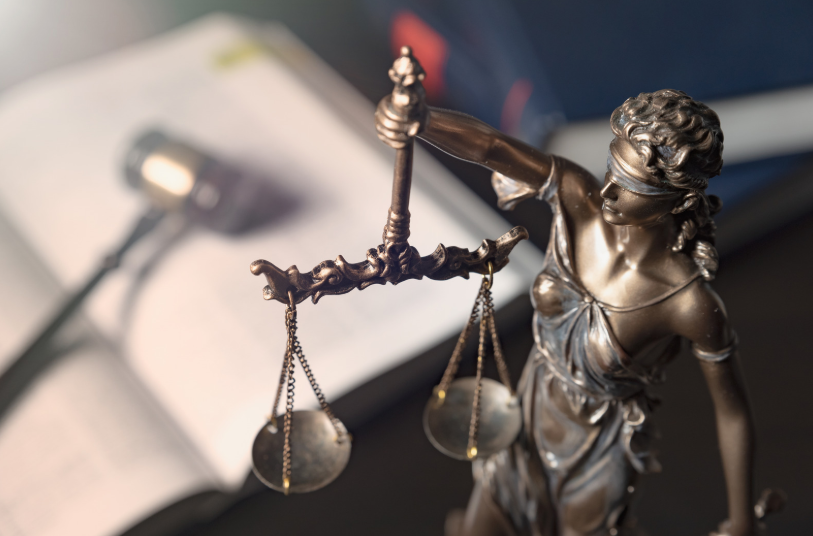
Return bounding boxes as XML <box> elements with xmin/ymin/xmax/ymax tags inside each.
<box><xmin>0</xmin><ymin>15</ymin><xmax>544</xmax><ymax>488</ymax></box>
<box><xmin>0</xmin><ymin>214</ymin><xmax>217</xmax><ymax>536</ymax></box>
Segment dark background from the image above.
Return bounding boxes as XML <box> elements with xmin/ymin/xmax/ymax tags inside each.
<box><xmin>5</xmin><ymin>1</ymin><xmax>811</xmax><ymax>535</ymax></box>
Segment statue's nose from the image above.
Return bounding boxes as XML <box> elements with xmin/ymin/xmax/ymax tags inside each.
<box><xmin>600</xmin><ymin>178</ymin><xmax>618</xmax><ymax>200</ymax></box>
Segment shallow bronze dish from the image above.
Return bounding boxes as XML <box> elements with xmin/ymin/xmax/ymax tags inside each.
<box><xmin>424</xmin><ymin>377</ymin><xmax>521</xmax><ymax>460</ymax></box>
<box><xmin>251</xmin><ymin>410</ymin><xmax>351</xmax><ymax>493</ymax></box>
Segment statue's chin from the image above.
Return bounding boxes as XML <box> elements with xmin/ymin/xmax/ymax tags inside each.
<box><xmin>601</xmin><ymin>205</ymin><xmax>626</xmax><ymax>226</ymax></box>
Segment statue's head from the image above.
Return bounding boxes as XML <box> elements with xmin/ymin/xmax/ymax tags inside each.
<box><xmin>601</xmin><ymin>89</ymin><xmax>725</xmax><ymax>280</ymax></box>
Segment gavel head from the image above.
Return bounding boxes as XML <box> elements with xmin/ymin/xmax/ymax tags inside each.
<box><xmin>123</xmin><ymin>130</ymin><xmax>290</xmax><ymax>234</ymax></box>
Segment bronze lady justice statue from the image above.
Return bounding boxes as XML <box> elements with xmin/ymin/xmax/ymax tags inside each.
<box><xmin>376</xmin><ymin>89</ymin><xmax>757</xmax><ymax>536</ymax></box>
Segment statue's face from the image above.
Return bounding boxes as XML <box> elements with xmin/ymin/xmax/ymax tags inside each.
<box><xmin>600</xmin><ymin>138</ymin><xmax>681</xmax><ymax>226</ymax></box>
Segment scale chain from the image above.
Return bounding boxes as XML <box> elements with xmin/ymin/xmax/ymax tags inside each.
<box><xmin>282</xmin><ymin>308</ymin><xmax>296</xmax><ymax>495</ymax></box>
<box><xmin>484</xmin><ymin>287</ymin><xmax>514</xmax><ymax>395</ymax></box>
<box><xmin>269</xmin><ymin>311</ymin><xmax>292</xmax><ymax>429</ymax></box>
<box><xmin>437</xmin><ymin>279</ymin><xmax>486</xmax><ymax>397</ymax></box>
<box><xmin>467</xmin><ymin>299</ymin><xmax>488</xmax><ymax>459</ymax></box>
<box><xmin>289</xmin><ymin>311</ymin><xmax>345</xmax><ymax>441</ymax></box>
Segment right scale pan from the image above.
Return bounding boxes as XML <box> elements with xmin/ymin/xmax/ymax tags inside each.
<box><xmin>424</xmin><ymin>377</ymin><xmax>521</xmax><ymax>460</ymax></box>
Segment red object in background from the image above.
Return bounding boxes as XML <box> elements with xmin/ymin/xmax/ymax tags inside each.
<box><xmin>390</xmin><ymin>10</ymin><xmax>448</xmax><ymax>101</ymax></box>
<box><xmin>500</xmin><ymin>78</ymin><xmax>533</xmax><ymax>136</ymax></box>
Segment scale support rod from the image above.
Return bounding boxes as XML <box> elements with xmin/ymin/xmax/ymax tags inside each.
<box><xmin>251</xmin><ymin>47</ymin><xmax>528</xmax><ymax>305</ymax></box>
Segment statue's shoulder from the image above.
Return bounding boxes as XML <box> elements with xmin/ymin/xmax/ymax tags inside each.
<box><xmin>669</xmin><ymin>279</ymin><xmax>733</xmax><ymax>350</ymax></box>
<box><xmin>551</xmin><ymin>155</ymin><xmax>604</xmax><ymax>221</ymax></box>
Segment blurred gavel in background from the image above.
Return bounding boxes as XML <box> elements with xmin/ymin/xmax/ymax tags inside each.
<box><xmin>125</xmin><ymin>130</ymin><xmax>276</xmax><ymax>234</ymax></box>
<box><xmin>0</xmin><ymin>131</ymin><xmax>282</xmax><ymax>419</ymax></box>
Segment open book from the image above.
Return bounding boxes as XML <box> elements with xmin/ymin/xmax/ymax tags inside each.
<box><xmin>0</xmin><ymin>14</ymin><xmax>543</xmax><ymax>536</ymax></box>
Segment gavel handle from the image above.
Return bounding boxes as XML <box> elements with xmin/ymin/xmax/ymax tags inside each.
<box><xmin>0</xmin><ymin>208</ymin><xmax>164</xmax><ymax>421</ymax></box>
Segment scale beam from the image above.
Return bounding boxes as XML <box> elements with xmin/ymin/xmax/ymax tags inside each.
<box><xmin>251</xmin><ymin>226</ymin><xmax>528</xmax><ymax>305</ymax></box>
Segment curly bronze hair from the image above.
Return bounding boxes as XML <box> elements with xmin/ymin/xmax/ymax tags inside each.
<box><xmin>610</xmin><ymin>89</ymin><xmax>725</xmax><ymax>280</ymax></box>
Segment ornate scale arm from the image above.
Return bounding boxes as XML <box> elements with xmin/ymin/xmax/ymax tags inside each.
<box><xmin>251</xmin><ymin>46</ymin><xmax>528</xmax><ymax>305</ymax></box>
<box><xmin>252</xmin><ymin>226</ymin><xmax>528</xmax><ymax>305</ymax></box>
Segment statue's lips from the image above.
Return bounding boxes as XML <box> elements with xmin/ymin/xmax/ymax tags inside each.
<box><xmin>602</xmin><ymin>201</ymin><xmax>618</xmax><ymax>214</ymax></box>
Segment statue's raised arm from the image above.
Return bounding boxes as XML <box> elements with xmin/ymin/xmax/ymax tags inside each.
<box><xmin>376</xmin><ymin>97</ymin><xmax>602</xmax><ymax>226</ymax></box>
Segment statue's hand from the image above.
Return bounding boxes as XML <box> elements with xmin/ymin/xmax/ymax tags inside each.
<box><xmin>375</xmin><ymin>94</ymin><xmax>428</xmax><ymax>149</ymax></box>
<box><xmin>710</xmin><ymin>519</ymin><xmax>765</xmax><ymax>536</ymax></box>
<box><xmin>711</xmin><ymin>489</ymin><xmax>785</xmax><ymax>536</ymax></box>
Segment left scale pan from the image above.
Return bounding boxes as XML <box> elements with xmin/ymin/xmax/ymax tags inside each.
<box><xmin>252</xmin><ymin>410</ymin><xmax>352</xmax><ymax>493</ymax></box>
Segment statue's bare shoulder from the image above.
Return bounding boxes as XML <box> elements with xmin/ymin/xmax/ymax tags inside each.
<box><xmin>555</xmin><ymin>157</ymin><xmax>604</xmax><ymax>224</ymax></box>
<box><xmin>668</xmin><ymin>280</ymin><xmax>733</xmax><ymax>352</ymax></box>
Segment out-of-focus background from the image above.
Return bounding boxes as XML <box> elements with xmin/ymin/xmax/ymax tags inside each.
<box><xmin>0</xmin><ymin>1</ymin><xmax>811</xmax><ymax>536</ymax></box>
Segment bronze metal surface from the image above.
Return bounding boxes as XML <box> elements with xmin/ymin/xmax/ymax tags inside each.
<box><xmin>251</xmin><ymin>226</ymin><xmax>527</xmax><ymax>305</ymax></box>
<box><xmin>251</xmin><ymin>410</ymin><xmax>351</xmax><ymax>494</ymax></box>
<box><xmin>375</xmin><ymin>67</ymin><xmax>773</xmax><ymax>534</ymax></box>
<box><xmin>260</xmin><ymin>296</ymin><xmax>350</xmax><ymax>495</ymax></box>
<box><xmin>424</xmin><ymin>377</ymin><xmax>521</xmax><ymax>461</ymax></box>
<box><xmin>246</xmin><ymin>45</ymin><xmax>781</xmax><ymax>535</ymax></box>
<box><xmin>250</xmin><ymin>46</ymin><xmax>528</xmax><ymax>305</ymax></box>
<box><xmin>427</xmin><ymin>271</ymin><xmax>519</xmax><ymax>461</ymax></box>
